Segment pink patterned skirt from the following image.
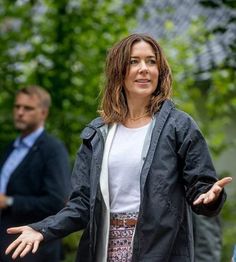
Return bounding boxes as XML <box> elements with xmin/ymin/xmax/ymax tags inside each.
<box><xmin>107</xmin><ymin>212</ymin><xmax>138</xmax><ymax>262</ymax></box>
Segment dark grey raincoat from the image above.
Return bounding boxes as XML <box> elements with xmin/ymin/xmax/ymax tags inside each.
<box><xmin>31</xmin><ymin>100</ymin><xmax>226</xmax><ymax>262</ymax></box>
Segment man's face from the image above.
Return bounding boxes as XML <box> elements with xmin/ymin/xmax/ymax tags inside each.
<box><xmin>13</xmin><ymin>93</ymin><xmax>47</xmax><ymax>136</ymax></box>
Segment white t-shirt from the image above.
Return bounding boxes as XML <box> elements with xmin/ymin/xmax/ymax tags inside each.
<box><xmin>108</xmin><ymin>122</ymin><xmax>150</xmax><ymax>213</ymax></box>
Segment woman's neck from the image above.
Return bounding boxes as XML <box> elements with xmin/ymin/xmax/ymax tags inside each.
<box><xmin>124</xmin><ymin>109</ymin><xmax>152</xmax><ymax>128</ymax></box>
<box><xmin>124</xmin><ymin>96</ymin><xmax>152</xmax><ymax>128</ymax></box>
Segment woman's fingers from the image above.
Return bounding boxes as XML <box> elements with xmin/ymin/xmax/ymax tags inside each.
<box><xmin>32</xmin><ymin>241</ymin><xmax>40</xmax><ymax>254</ymax></box>
<box><xmin>193</xmin><ymin>194</ymin><xmax>206</xmax><ymax>205</ymax></box>
<box><xmin>193</xmin><ymin>191</ymin><xmax>218</xmax><ymax>205</ymax></box>
<box><xmin>203</xmin><ymin>192</ymin><xmax>214</xmax><ymax>204</ymax></box>
<box><xmin>7</xmin><ymin>226</ymin><xmax>25</xmax><ymax>235</ymax></box>
<box><xmin>6</xmin><ymin>239</ymin><xmax>35</xmax><ymax>259</ymax></box>
<box><xmin>11</xmin><ymin>242</ymin><xmax>28</xmax><ymax>260</ymax></box>
<box><xmin>215</xmin><ymin>177</ymin><xmax>232</xmax><ymax>188</ymax></box>
<box><xmin>19</xmin><ymin>243</ymin><xmax>33</xmax><ymax>258</ymax></box>
<box><xmin>193</xmin><ymin>177</ymin><xmax>233</xmax><ymax>206</ymax></box>
<box><xmin>5</xmin><ymin>239</ymin><xmax>21</xmax><ymax>255</ymax></box>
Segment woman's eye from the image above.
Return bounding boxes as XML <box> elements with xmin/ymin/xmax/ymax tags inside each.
<box><xmin>130</xmin><ymin>59</ymin><xmax>138</xmax><ymax>64</ymax></box>
<box><xmin>147</xmin><ymin>59</ymin><xmax>156</xmax><ymax>64</ymax></box>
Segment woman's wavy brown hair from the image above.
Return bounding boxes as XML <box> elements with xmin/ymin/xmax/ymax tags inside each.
<box><xmin>99</xmin><ymin>33</ymin><xmax>172</xmax><ymax>124</ymax></box>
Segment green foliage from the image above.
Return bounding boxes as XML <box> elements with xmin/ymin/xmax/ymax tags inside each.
<box><xmin>161</xmin><ymin>16</ymin><xmax>236</xmax><ymax>156</ymax></box>
<box><xmin>62</xmin><ymin>231</ymin><xmax>82</xmax><ymax>262</ymax></box>
<box><xmin>0</xmin><ymin>0</ymin><xmax>143</xmax><ymax>156</ymax></box>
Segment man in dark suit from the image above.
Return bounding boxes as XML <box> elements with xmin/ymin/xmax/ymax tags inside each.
<box><xmin>0</xmin><ymin>86</ymin><xmax>71</xmax><ymax>262</ymax></box>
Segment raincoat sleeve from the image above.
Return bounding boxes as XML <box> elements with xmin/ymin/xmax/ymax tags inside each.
<box><xmin>30</xmin><ymin>138</ymin><xmax>92</xmax><ymax>241</ymax></box>
<box><xmin>176</xmin><ymin>113</ymin><xmax>226</xmax><ymax>216</ymax></box>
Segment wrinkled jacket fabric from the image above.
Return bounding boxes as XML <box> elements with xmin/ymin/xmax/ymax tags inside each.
<box><xmin>193</xmin><ymin>214</ymin><xmax>222</xmax><ymax>262</ymax></box>
<box><xmin>31</xmin><ymin>100</ymin><xmax>226</xmax><ymax>262</ymax></box>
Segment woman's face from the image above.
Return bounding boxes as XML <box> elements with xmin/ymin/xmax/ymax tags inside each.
<box><xmin>124</xmin><ymin>40</ymin><xmax>159</xmax><ymax>102</ymax></box>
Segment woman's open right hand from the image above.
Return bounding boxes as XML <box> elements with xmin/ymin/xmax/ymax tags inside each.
<box><xmin>5</xmin><ymin>226</ymin><xmax>44</xmax><ymax>260</ymax></box>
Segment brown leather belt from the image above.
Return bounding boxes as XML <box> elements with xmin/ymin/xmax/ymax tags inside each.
<box><xmin>110</xmin><ymin>218</ymin><xmax>137</xmax><ymax>227</ymax></box>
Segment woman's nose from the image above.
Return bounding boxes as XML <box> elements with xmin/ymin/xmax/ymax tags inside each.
<box><xmin>138</xmin><ymin>61</ymin><xmax>148</xmax><ymax>73</ymax></box>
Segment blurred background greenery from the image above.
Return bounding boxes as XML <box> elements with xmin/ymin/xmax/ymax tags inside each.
<box><xmin>0</xmin><ymin>0</ymin><xmax>235</xmax><ymax>261</ymax></box>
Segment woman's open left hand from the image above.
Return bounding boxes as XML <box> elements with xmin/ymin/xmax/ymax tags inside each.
<box><xmin>193</xmin><ymin>177</ymin><xmax>232</xmax><ymax>205</ymax></box>
<box><xmin>5</xmin><ymin>226</ymin><xmax>43</xmax><ymax>259</ymax></box>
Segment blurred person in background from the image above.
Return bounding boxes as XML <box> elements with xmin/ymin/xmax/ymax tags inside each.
<box><xmin>4</xmin><ymin>34</ymin><xmax>232</xmax><ymax>262</ymax></box>
<box><xmin>0</xmin><ymin>86</ymin><xmax>71</xmax><ymax>262</ymax></box>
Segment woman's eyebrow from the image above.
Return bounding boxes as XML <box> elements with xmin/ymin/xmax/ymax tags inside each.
<box><xmin>130</xmin><ymin>55</ymin><xmax>156</xmax><ymax>58</ymax></box>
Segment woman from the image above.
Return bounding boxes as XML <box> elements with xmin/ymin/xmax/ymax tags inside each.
<box><xmin>5</xmin><ymin>34</ymin><xmax>232</xmax><ymax>262</ymax></box>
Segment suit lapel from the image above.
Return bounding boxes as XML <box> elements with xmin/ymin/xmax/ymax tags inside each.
<box><xmin>0</xmin><ymin>142</ymin><xmax>14</xmax><ymax>169</ymax></box>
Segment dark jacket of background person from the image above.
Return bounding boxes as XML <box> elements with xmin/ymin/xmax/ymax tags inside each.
<box><xmin>0</xmin><ymin>131</ymin><xmax>71</xmax><ymax>262</ymax></box>
<box><xmin>29</xmin><ymin>100</ymin><xmax>226</xmax><ymax>262</ymax></box>
<box><xmin>193</xmin><ymin>213</ymin><xmax>222</xmax><ymax>262</ymax></box>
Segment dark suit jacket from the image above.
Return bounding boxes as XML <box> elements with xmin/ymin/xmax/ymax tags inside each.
<box><xmin>0</xmin><ymin>131</ymin><xmax>71</xmax><ymax>262</ymax></box>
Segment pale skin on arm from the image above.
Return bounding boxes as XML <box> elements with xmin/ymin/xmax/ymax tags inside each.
<box><xmin>5</xmin><ymin>226</ymin><xmax>44</xmax><ymax>260</ymax></box>
<box><xmin>193</xmin><ymin>177</ymin><xmax>232</xmax><ymax>205</ymax></box>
